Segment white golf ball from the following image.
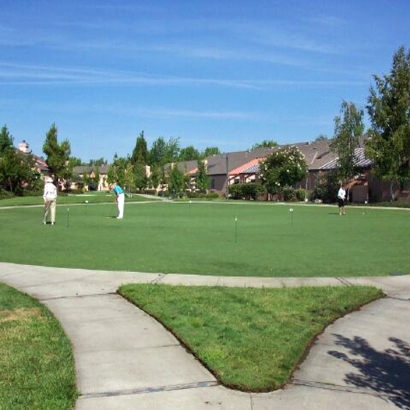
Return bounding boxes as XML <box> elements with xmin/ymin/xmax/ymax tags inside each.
<box><xmin>85</xmin><ymin>200</ymin><xmax>88</xmax><ymax>204</ymax></box>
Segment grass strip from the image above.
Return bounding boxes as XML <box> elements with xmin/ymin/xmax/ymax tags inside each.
<box><xmin>0</xmin><ymin>283</ymin><xmax>78</xmax><ymax>409</ymax></box>
<box><xmin>119</xmin><ymin>284</ymin><xmax>384</xmax><ymax>391</ymax></box>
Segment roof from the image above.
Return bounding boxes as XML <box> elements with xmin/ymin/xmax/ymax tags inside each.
<box><xmin>319</xmin><ymin>148</ymin><xmax>372</xmax><ymax>170</ymax></box>
<box><xmin>73</xmin><ymin>165</ymin><xmax>110</xmax><ymax>174</ymax></box>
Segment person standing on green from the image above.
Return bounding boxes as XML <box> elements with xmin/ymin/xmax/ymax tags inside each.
<box><xmin>337</xmin><ymin>183</ymin><xmax>346</xmax><ymax>216</ymax></box>
<box><xmin>43</xmin><ymin>177</ymin><xmax>57</xmax><ymax>225</ymax></box>
<box><xmin>110</xmin><ymin>182</ymin><xmax>125</xmax><ymax>219</ymax></box>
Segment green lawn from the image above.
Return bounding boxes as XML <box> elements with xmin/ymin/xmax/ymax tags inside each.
<box><xmin>0</xmin><ymin>283</ymin><xmax>78</xmax><ymax>409</ymax></box>
<box><xmin>119</xmin><ymin>283</ymin><xmax>384</xmax><ymax>391</ymax></box>
<box><xmin>0</xmin><ymin>198</ymin><xmax>409</xmax><ymax>277</ymax></box>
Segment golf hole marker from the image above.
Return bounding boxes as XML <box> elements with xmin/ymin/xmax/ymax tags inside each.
<box><xmin>234</xmin><ymin>217</ymin><xmax>238</xmax><ymax>243</ymax></box>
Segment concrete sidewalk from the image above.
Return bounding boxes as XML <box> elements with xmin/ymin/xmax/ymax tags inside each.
<box><xmin>1</xmin><ymin>262</ymin><xmax>409</xmax><ymax>409</ymax></box>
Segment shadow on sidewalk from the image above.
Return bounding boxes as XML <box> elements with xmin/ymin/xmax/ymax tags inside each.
<box><xmin>328</xmin><ymin>335</ymin><xmax>410</xmax><ymax>409</ymax></box>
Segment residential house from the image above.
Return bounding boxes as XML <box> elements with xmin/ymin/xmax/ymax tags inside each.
<box><xmin>72</xmin><ymin>165</ymin><xmax>110</xmax><ymax>191</ymax></box>
<box><xmin>18</xmin><ymin>141</ymin><xmax>49</xmax><ymax>177</ymax></box>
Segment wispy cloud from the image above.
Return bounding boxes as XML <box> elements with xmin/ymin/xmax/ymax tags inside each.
<box><xmin>0</xmin><ymin>62</ymin><xmax>366</xmax><ymax>89</ymax></box>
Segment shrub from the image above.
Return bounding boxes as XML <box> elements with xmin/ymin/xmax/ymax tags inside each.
<box><xmin>282</xmin><ymin>187</ymin><xmax>296</xmax><ymax>201</ymax></box>
<box><xmin>295</xmin><ymin>188</ymin><xmax>307</xmax><ymax>201</ymax></box>
<box><xmin>0</xmin><ymin>189</ymin><xmax>14</xmax><ymax>200</ymax></box>
<box><xmin>228</xmin><ymin>183</ymin><xmax>264</xmax><ymax>200</ymax></box>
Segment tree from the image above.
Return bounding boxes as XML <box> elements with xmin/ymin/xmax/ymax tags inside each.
<box><xmin>107</xmin><ymin>154</ymin><xmax>128</xmax><ymax>188</ymax></box>
<box><xmin>166</xmin><ymin>164</ymin><xmax>189</xmax><ymax>198</ymax></box>
<box><xmin>148</xmin><ymin>136</ymin><xmax>180</xmax><ymax>166</ymax></box>
<box><xmin>330</xmin><ymin>101</ymin><xmax>364</xmax><ymax>184</ymax></box>
<box><xmin>69</xmin><ymin>157</ymin><xmax>82</xmax><ymax>168</ymax></box>
<box><xmin>134</xmin><ymin>162</ymin><xmax>148</xmax><ymax>191</ymax></box>
<box><xmin>0</xmin><ymin>125</ymin><xmax>38</xmax><ymax>194</ymax></box>
<box><xmin>89</xmin><ymin>158</ymin><xmax>107</xmax><ymax>166</ymax></box>
<box><xmin>251</xmin><ymin>140</ymin><xmax>278</xmax><ymax>150</ymax></box>
<box><xmin>195</xmin><ymin>160</ymin><xmax>210</xmax><ymax>193</ymax></box>
<box><xmin>365</xmin><ymin>46</ymin><xmax>410</xmax><ymax>201</ymax></box>
<box><xmin>179</xmin><ymin>146</ymin><xmax>200</xmax><ymax>161</ymax></box>
<box><xmin>259</xmin><ymin>146</ymin><xmax>308</xmax><ymax>200</ymax></box>
<box><xmin>0</xmin><ymin>125</ymin><xmax>14</xmax><ymax>154</ymax></box>
<box><xmin>131</xmin><ymin>131</ymin><xmax>148</xmax><ymax>165</ymax></box>
<box><xmin>202</xmin><ymin>147</ymin><xmax>220</xmax><ymax>158</ymax></box>
<box><xmin>315</xmin><ymin>134</ymin><xmax>329</xmax><ymax>141</ymax></box>
<box><xmin>42</xmin><ymin>123</ymin><xmax>72</xmax><ymax>187</ymax></box>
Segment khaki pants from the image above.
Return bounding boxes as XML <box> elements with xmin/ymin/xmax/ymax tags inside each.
<box><xmin>44</xmin><ymin>199</ymin><xmax>56</xmax><ymax>224</ymax></box>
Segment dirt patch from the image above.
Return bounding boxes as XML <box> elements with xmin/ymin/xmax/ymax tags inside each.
<box><xmin>0</xmin><ymin>307</ymin><xmax>43</xmax><ymax>322</ymax></box>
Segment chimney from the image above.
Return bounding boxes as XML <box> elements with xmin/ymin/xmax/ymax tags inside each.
<box><xmin>18</xmin><ymin>140</ymin><xmax>29</xmax><ymax>153</ymax></box>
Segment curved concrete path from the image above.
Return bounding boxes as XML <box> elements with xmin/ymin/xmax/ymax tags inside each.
<box><xmin>1</xmin><ymin>262</ymin><xmax>410</xmax><ymax>409</ymax></box>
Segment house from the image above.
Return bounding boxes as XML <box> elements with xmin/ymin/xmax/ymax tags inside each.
<box><xmin>169</xmin><ymin>137</ymin><xmax>404</xmax><ymax>203</ymax></box>
<box><xmin>18</xmin><ymin>141</ymin><xmax>49</xmax><ymax>177</ymax></box>
<box><xmin>72</xmin><ymin>165</ymin><xmax>110</xmax><ymax>191</ymax></box>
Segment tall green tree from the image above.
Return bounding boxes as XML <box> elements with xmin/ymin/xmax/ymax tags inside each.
<box><xmin>259</xmin><ymin>146</ymin><xmax>308</xmax><ymax>200</ymax></box>
<box><xmin>330</xmin><ymin>101</ymin><xmax>364</xmax><ymax>184</ymax></box>
<box><xmin>365</xmin><ymin>46</ymin><xmax>410</xmax><ymax>200</ymax></box>
<box><xmin>148</xmin><ymin>136</ymin><xmax>180</xmax><ymax>166</ymax></box>
<box><xmin>134</xmin><ymin>162</ymin><xmax>148</xmax><ymax>191</ymax></box>
<box><xmin>0</xmin><ymin>125</ymin><xmax>14</xmax><ymax>154</ymax></box>
<box><xmin>195</xmin><ymin>160</ymin><xmax>210</xmax><ymax>193</ymax></box>
<box><xmin>42</xmin><ymin>123</ymin><xmax>72</xmax><ymax>187</ymax></box>
<box><xmin>131</xmin><ymin>131</ymin><xmax>148</xmax><ymax>165</ymax></box>
<box><xmin>107</xmin><ymin>154</ymin><xmax>127</xmax><ymax>188</ymax></box>
<box><xmin>166</xmin><ymin>164</ymin><xmax>189</xmax><ymax>198</ymax></box>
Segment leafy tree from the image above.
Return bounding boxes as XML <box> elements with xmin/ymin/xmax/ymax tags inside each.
<box><xmin>365</xmin><ymin>46</ymin><xmax>410</xmax><ymax>201</ymax></box>
<box><xmin>179</xmin><ymin>145</ymin><xmax>200</xmax><ymax>161</ymax></box>
<box><xmin>0</xmin><ymin>125</ymin><xmax>14</xmax><ymax>154</ymax></box>
<box><xmin>149</xmin><ymin>136</ymin><xmax>180</xmax><ymax>166</ymax></box>
<box><xmin>166</xmin><ymin>164</ymin><xmax>189</xmax><ymax>198</ymax></box>
<box><xmin>134</xmin><ymin>162</ymin><xmax>148</xmax><ymax>191</ymax></box>
<box><xmin>202</xmin><ymin>147</ymin><xmax>220</xmax><ymax>158</ymax></box>
<box><xmin>0</xmin><ymin>126</ymin><xmax>38</xmax><ymax>194</ymax></box>
<box><xmin>89</xmin><ymin>158</ymin><xmax>107</xmax><ymax>166</ymax></box>
<box><xmin>69</xmin><ymin>157</ymin><xmax>82</xmax><ymax>168</ymax></box>
<box><xmin>315</xmin><ymin>134</ymin><xmax>329</xmax><ymax>141</ymax></box>
<box><xmin>94</xmin><ymin>166</ymin><xmax>101</xmax><ymax>190</ymax></box>
<box><xmin>42</xmin><ymin>123</ymin><xmax>72</xmax><ymax>187</ymax></box>
<box><xmin>131</xmin><ymin>131</ymin><xmax>148</xmax><ymax>165</ymax></box>
<box><xmin>259</xmin><ymin>146</ymin><xmax>308</xmax><ymax>200</ymax></box>
<box><xmin>107</xmin><ymin>154</ymin><xmax>128</xmax><ymax>188</ymax></box>
<box><xmin>330</xmin><ymin>101</ymin><xmax>364</xmax><ymax>184</ymax></box>
<box><xmin>195</xmin><ymin>160</ymin><xmax>210</xmax><ymax>193</ymax></box>
<box><xmin>123</xmin><ymin>162</ymin><xmax>135</xmax><ymax>194</ymax></box>
<box><xmin>251</xmin><ymin>140</ymin><xmax>278</xmax><ymax>150</ymax></box>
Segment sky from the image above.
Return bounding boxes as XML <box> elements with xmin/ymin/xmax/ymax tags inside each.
<box><xmin>1</xmin><ymin>0</ymin><xmax>409</xmax><ymax>162</ymax></box>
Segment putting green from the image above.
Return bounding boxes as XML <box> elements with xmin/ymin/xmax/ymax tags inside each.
<box><xmin>0</xmin><ymin>201</ymin><xmax>408</xmax><ymax>277</ymax></box>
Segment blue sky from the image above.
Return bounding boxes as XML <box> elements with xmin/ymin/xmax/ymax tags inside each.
<box><xmin>1</xmin><ymin>0</ymin><xmax>409</xmax><ymax>162</ymax></box>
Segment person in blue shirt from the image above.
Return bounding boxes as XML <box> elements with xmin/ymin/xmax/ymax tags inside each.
<box><xmin>110</xmin><ymin>182</ymin><xmax>125</xmax><ymax>219</ymax></box>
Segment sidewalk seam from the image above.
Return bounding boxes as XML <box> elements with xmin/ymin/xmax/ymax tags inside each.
<box><xmin>78</xmin><ymin>380</ymin><xmax>219</xmax><ymax>400</ymax></box>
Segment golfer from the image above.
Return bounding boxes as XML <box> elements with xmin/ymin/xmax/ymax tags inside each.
<box><xmin>43</xmin><ymin>176</ymin><xmax>57</xmax><ymax>225</ymax></box>
<box><xmin>337</xmin><ymin>183</ymin><xmax>346</xmax><ymax>216</ymax></box>
<box><xmin>111</xmin><ymin>182</ymin><xmax>125</xmax><ymax>219</ymax></box>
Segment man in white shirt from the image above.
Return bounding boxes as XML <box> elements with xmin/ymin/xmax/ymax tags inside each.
<box><xmin>43</xmin><ymin>177</ymin><xmax>57</xmax><ymax>225</ymax></box>
<box><xmin>337</xmin><ymin>183</ymin><xmax>346</xmax><ymax>216</ymax></box>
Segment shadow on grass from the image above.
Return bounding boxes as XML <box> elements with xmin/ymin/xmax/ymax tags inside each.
<box><xmin>328</xmin><ymin>335</ymin><xmax>410</xmax><ymax>409</ymax></box>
